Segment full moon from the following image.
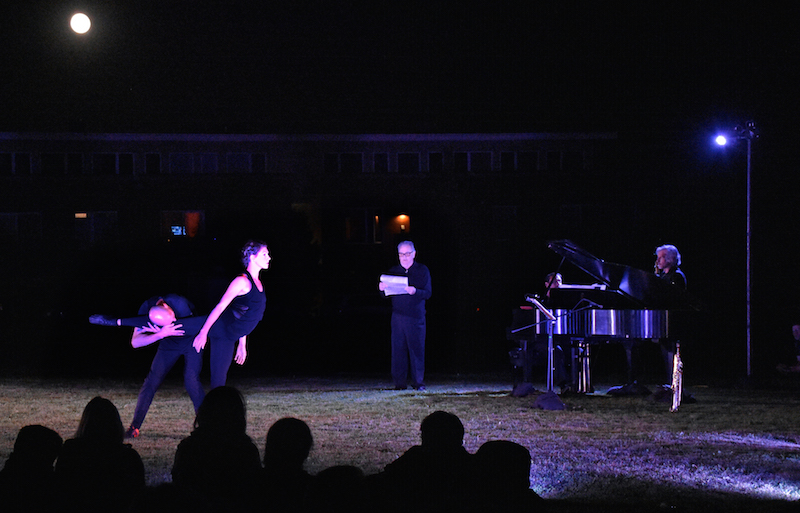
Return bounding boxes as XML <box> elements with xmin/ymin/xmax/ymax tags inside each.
<box><xmin>70</xmin><ymin>13</ymin><xmax>91</xmax><ymax>34</ymax></box>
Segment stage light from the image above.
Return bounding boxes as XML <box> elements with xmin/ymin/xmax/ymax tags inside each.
<box><xmin>715</xmin><ymin>122</ymin><xmax>759</xmax><ymax>146</ymax></box>
<box><xmin>714</xmin><ymin>121</ymin><xmax>758</xmax><ymax>377</ymax></box>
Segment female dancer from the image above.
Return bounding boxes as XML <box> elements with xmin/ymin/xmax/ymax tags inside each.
<box><xmin>193</xmin><ymin>240</ymin><xmax>270</xmax><ymax>388</ymax></box>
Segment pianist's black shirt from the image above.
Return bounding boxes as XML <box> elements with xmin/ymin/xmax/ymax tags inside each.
<box><xmin>659</xmin><ymin>268</ymin><xmax>687</xmax><ymax>291</ymax></box>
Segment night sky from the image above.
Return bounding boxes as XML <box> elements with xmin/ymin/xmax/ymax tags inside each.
<box><xmin>2</xmin><ymin>3</ymin><xmax>797</xmax><ymax>135</ymax></box>
<box><xmin>3</xmin><ymin>2</ymin><xmax>800</xmax><ymax>377</ymax></box>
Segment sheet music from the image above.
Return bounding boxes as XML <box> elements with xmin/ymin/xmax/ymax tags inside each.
<box><xmin>380</xmin><ymin>274</ymin><xmax>409</xmax><ymax>296</ymax></box>
<box><xmin>526</xmin><ymin>296</ymin><xmax>556</xmax><ymax>320</ymax></box>
<box><xmin>559</xmin><ymin>283</ymin><xmax>607</xmax><ymax>290</ymax></box>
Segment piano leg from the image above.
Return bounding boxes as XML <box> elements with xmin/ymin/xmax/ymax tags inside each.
<box><xmin>569</xmin><ymin>338</ymin><xmax>594</xmax><ymax>394</ymax></box>
<box><xmin>522</xmin><ymin>339</ymin><xmax>532</xmax><ymax>383</ymax></box>
<box><xmin>570</xmin><ymin>338</ymin><xmax>579</xmax><ymax>391</ymax></box>
<box><xmin>624</xmin><ymin>341</ymin><xmax>635</xmax><ymax>384</ymax></box>
<box><xmin>577</xmin><ymin>339</ymin><xmax>593</xmax><ymax>393</ymax></box>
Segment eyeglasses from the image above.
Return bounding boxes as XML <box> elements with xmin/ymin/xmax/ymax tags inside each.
<box><xmin>398</xmin><ymin>252</ymin><xmax>414</xmax><ymax>257</ymax></box>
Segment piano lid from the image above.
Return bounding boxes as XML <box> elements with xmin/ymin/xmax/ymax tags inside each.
<box><xmin>547</xmin><ymin>239</ymin><xmax>701</xmax><ymax>311</ymax></box>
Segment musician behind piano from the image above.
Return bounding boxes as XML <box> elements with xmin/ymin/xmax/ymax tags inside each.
<box><xmin>654</xmin><ymin>244</ymin><xmax>686</xmax><ymax>291</ymax></box>
<box><xmin>544</xmin><ymin>272</ymin><xmax>562</xmax><ymax>299</ymax></box>
<box><xmin>655</xmin><ymin>244</ymin><xmax>687</xmax><ymax>382</ymax></box>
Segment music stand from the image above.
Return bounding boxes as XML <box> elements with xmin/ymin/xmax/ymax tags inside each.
<box><xmin>526</xmin><ymin>297</ymin><xmax>556</xmax><ymax>393</ymax></box>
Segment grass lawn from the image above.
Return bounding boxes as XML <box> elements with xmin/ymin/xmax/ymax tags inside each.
<box><xmin>2</xmin><ymin>374</ymin><xmax>800</xmax><ymax>512</ymax></box>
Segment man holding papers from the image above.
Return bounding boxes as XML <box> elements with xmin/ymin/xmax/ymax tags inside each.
<box><xmin>378</xmin><ymin>241</ymin><xmax>432</xmax><ymax>390</ymax></box>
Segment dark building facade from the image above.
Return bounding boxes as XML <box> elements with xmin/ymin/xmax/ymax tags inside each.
<box><xmin>4</xmin><ymin>130</ymin><xmax>691</xmax><ymax>380</ymax></box>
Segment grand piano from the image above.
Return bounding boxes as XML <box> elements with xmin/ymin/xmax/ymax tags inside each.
<box><xmin>508</xmin><ymin>239</ymin><xmax>701</xmax><ymax>392</ymax></box>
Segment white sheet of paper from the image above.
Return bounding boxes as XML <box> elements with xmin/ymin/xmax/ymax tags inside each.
<box><xmin>380</xmin><ymin>274</ymin><xmax>409</xmax><ymax>295</ymax></box>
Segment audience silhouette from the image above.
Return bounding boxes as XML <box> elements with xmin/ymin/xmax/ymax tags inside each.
<box><xmin>1</xmin><ymin>402</ymin><xmax>550</xmax><ymax>513</ymax></box>
<box><xmin>262</xmin><ymin>416</ymin><xmax>315</xmax><ymax>512</ymax></box>
<box><xmin>367</xmin><ymin>410</ymin><xmax>483</xmax><ymax>513</ymax></box>
<box><xmin>172</xmin><ymin>386</ymin><xmax>261</xmax><ymax>512</ymax></box>
<box><xmin>0</xmin><ymin>424</ymin><xmax>63</xmax><ymax>513</ymax></box>
<box><xmin>54</xmin><ymin>396</ymin><xmax>145</xmax><ymax>512</ymax></box>
<box><xmin>129</xmin><ymin>482</ymin><xmax>213</xmax><ymax>513</ymax></box>
<box><xmin>306</xmin><ymin>464</ymin><xmax>368</xmax><ymax>513</ymax></box>
<box><xmin>475</xmin><ymin>439</ymin><xmax>545</xmax><ymax>512</ymax></box>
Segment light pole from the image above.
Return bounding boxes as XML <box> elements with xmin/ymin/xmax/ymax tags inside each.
<box><xmin>715</xmin><ymin>121</ymin><xmax>758</xmax><ymax>376</ymax></box>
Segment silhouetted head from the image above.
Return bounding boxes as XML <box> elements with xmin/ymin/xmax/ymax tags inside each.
<box><xmin>75</xmin><ymin>396</ymin><xmax>125</xmax><ymax>444</ymax></box>
<box><xmin>263</xmin><ymin>417</ymin><xmax>313</xmax><ymax>468</ymax></box>
<box><xmin>420</xmin><ymin>411</ymin><xmax>464</xmax><ymax>450</ymax></box>
<box><xmin>305</xmin><ymin>465</ymin><xmax>365</xmax><ymax>513</ymax></box>
<box><xmin>476</xmin><ymin>440</ymin><xmax>532</xmax><ymax>491</ymax></box>
<box><xmin>9</xmin><ymin>425</ymin><xmax>62</xmax><ymax>468</ymax></box>
<box><xmin>193</xmin><ymin>386</ymin><xmax>247</xmax><ymax>436</ymax></box>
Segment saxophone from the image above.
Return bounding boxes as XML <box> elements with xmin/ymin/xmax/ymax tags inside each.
<box><xmin>670</xmin><ymin>342</ymin><xmax>683</xmax><ymax>412</ymax></box>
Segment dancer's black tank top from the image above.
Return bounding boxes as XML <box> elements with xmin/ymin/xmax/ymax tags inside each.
<box><xmin>217</xmin><ymin>272</ymin><xmax>266</xmax><ymax>340</ymax></box>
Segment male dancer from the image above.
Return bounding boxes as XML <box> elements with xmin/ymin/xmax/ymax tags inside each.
<box><xmin>89</xmin><ymin>294</ymin><xmax>206</xmax><ymax>438</ymax></box>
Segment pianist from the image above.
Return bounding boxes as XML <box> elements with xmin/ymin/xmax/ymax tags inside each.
<box><xmin>654</xmin><ymin>244</ymin><xmax>687</xmax><ymax>381</ymax></box>
<box><xmin>655</xmin><ymin>244</ymin><xmax>686</xmax><ymax>290</ymax></box>
<box><xmin>544</xmin><ymin>272</ymin><xmax>562</xmax><ymax>298</ymax></box>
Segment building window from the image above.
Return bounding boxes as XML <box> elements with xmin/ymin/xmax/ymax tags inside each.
<box><xmin>470</xmin><ymin>152</ymin><xmax>492</xmax><ymax>173</ymax></box>
<box><xmin>170</xmin><ymin>153</ymin><xmax>194</xmax><ymax>174</ymax></box>
<box><xmin>93</xmin><ymin>154</ymin><xmax>117</xmax><ymax>175</ymax></box>
<box><xmin>373</xmin><ymin>153</ymin><xmax>389</xmax><ymax>173</ymax></box>
<box><xmin>0</xmin><ymin>153</ymin><xmax>11</xmax><ymax>175</ymax></box>
<box><xmin>145</xmin><ymin>153</ymin><xmax>161</xmax><ymax>175</ymax></box>
<box><xmin>198</xmin><ymin>153</ymin><xmax>219</xmax><ymax>174</ymax></box>
<box><xmin>428</xmin><ymin>152</ymin><xmax>443</xmax><ymax>174</ymax></box>
<box><xmin>251</xmin><ymin>153</ymin><xmax>268</xmax><ymax>173</ymax></box>
<box><xmin>500</xmin><ymin>152</ymin><xmax>515</xmax><ymax>173</ymax></box>
<box><xmin>325</xmin><ymin>153</ymin><xmax>363</xmax><ymax>174</ymax></box>
<box><xmin>518</xmin><ymin>151</ymin><xmax>539</xmax><ymax>172</ymax></box>
<box><xmin>74</xmin><ymin>211</ymin><xmax>118</xmax><ymax>248</ymax></box>
<box><xmin>345</xmin><ymin>208</ymin><xmax>382</xmax><ymax>244</ymax></box>
<box><xmin>454</xmin><ymin>152</ymin><xmax>468</xmax><ymax>173</ymax></box>
<box><xmin>68</xmin><ymin>153</ymin><xmax>84</xmax><ymax>175</ymax></box>
<box><xmin>453</xmin><ymin>151</ymin><xmax>493</xmax><ymax>173</ymax></box>
<box><xmin>119</xmin><ymin>153</ymin><xmax>134</xmax><ymax>175</ymax></box>
<box><xmin>0</xmin><ymin>153</ymin><xmax>32</xmax><ymax>175</ymax></box>
<box><xmin>16</xmin><ymin>153</ymin><xmax>31</xmax><ymax>175</ymax></box>
<box><xmin>226</xmin><ymin>153</ymin><xmax>249</xmax><ymax>173</ymax></box>
<box><xmin>398</xmin><ymin>153</ymin><xmax>420</xmax><ymax>174</ymax></box>
<box><xmin>500</xmin><ymin>151</ymin><xmax>540</xmax><ymax>173</ymax></box>
<box><xmin>161</xmin><ymin>210</ymin><xmax>205</xmax><ymax>239</ymax></box>
<box><xmin>42</xmin><ymin>152</ymin><xmax>86</xmax><ymax>175</ymax></box>
<box><xmin>324</xmin><ymin>153</ymin><xmax>339</xmax><ymax>173</ymax></box>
